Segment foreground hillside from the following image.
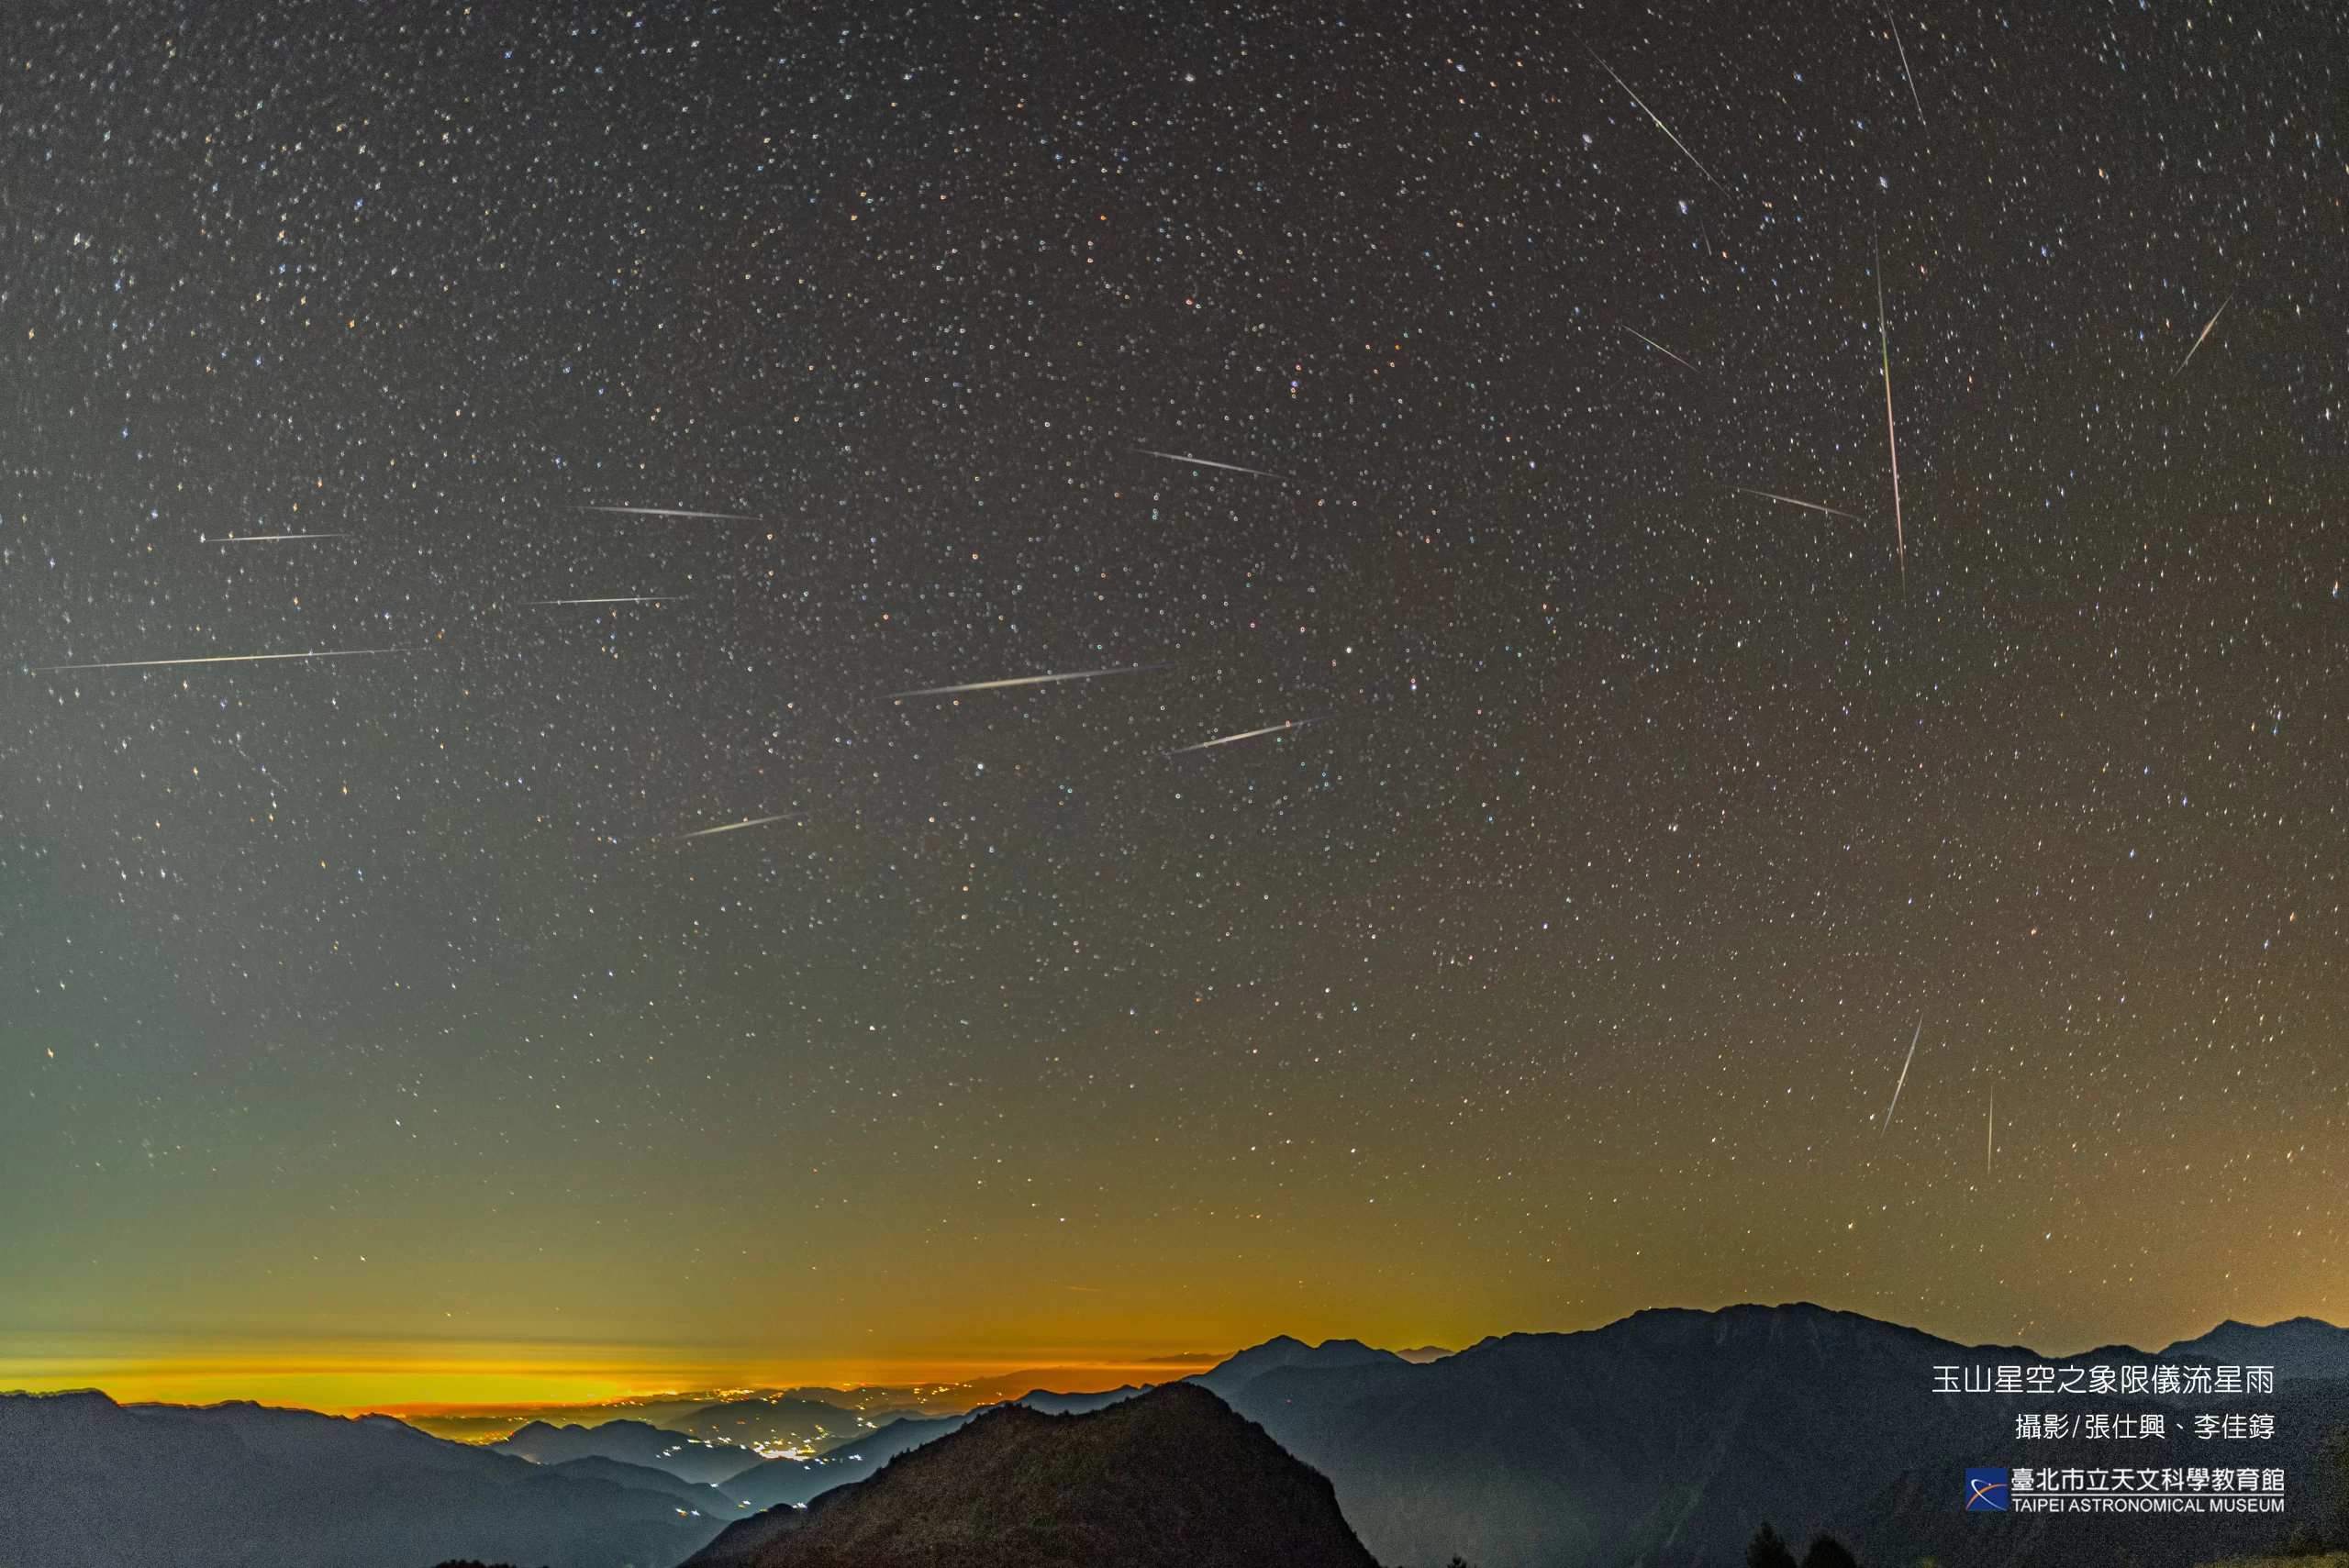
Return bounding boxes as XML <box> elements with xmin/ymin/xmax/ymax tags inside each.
<box><xmin>681</xmin><ymin>1382</ymin><xmax>1380</xmax><ymax>1568</ymax></box>
<box><xmin>0</xmin><ymin>1390</ymin><xmax>728</xmax><ymax>1568</ymax></box>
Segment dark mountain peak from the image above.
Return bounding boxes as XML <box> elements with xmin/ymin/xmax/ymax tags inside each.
<box><xmin>11</xmin><ymin>1387</ymin><xmax>117</xmax><ymax>1410</ymax></box>
<box><xmin>2178</xmin><ymin>1313</ymin><xmax>2344</xmax><ymax>1337</ymax></box>
<box><xmin>1189</xmin><ymin>1334</ymin><xmax>1406</xmax><ymax>1401</ymax></box>
<box><xmin>1419</xmin><ymin>1302</ymin><xmax>1963</xmax><ymax>1391</ymax></box>
<box><xmin>2161</xmin><ymin>1314</ymin><xmax>2349</xmax><ymax>1378</ymax></box>
<box><xmin>1013</xmin><ymin>1385</ymin><xmax>1150</xmax><ymax>1416</ymax></box>
<box><xmin>682</xmin><ymin>1381</ymin><xmax>1379</xmax><ymax>1568</ymax></box>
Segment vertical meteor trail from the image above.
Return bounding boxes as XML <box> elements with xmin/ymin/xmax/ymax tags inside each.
<box><xmin>1887</xmin><ymin>9</ymin><xmax>1927</xmax><ymax>128</ymax></box>
<box><xmin>1987</xmin><ymin>1083</ymin><xmax>1995</xmax><ymax>1177</ymax></box>
<box><xmin>1875</xmin><ymin>242</ymin><xmax>1908</xmax><ymax>586</ymax></box>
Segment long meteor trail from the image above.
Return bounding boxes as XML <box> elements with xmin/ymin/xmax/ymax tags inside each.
<box><xmin>2173</xmin><ymin>292</ymin><xmax>2233</xmax><ymax>378</ymax></box>
<box><xmin>32</xmin><ymin>647</ymin><xmax>414</xmax><ymax>673</ymax></box>
<box><xmin>1171</xmin><ymin>716</ymin><xmax>1326</xmax><ymax>754</ymax></box>
<box><xmin>1618</xmin><ymin>325</ymin><xmax>1701</xmax><ymax>372</ymax></box>
<box><xmin>1135</xmin><ymin>449</ymin><xmax>1289</xmax><ymax>481</ymax></box>
<box><xmin>1586</xmin><ymin>49</ymin><xmax>1732</xmax><ymax>198</ymax></box>
<box><xmin>1875</xmin><ymin>243</ymin><xmax>1908</xmax><ymax>585</ymax></box>
<box><xmin>674</xmin><ymin>814</ymin><xmax>787</xmax><ymax>840</ymax></box>
<box><xmin>205</xmin><ymin>532</ymin><xmax>356</xmax><ymax>543</ymax></box>
<box><xmin>1731</xmin><ymin>486</ymin><xmax>1870</xmax><ymax>523</ymax></box>
<box><xmin>891</xmin><ymin>662</ymin><xmax>1169</xmax><ymax>698</ymax></box>
<box><xmin>1887</xmin><ymin>8</ymin><xmax>1927</xmax><ymax>127</ymax></box>
<box><xmin>1881</xmin><ymin>1016</ymin><xmax>1922</xmax><ymax>1135</ymax></box>
<box><xmin>579</xmin><ymin>505</ymin><xmax>762</xmax><ymax>520</ymax></box>
<box><xmin>526</xmin><ymin>595</ymin><xmax>689</xmax><ymax>606</ymax></box>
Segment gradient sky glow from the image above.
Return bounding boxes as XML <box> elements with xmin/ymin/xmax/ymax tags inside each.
<box><xmin>5</xmin><ymin>3</ymin><xmax>2344</xmax><ymax>1408</ymax></box>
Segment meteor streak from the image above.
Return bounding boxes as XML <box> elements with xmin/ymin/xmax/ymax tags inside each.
<box><xmin>1731</xmin><ymin>486</ymin><xmax>1870</xmax><ymax>523</ymax></box>
<box><xmin>1875</xmin><ymin>243</ymin><xmax>1909</xmax><ymax>585</ymax></box>
<box><xmin>1618</xmin><ymin>325</ymin><xmax>1701</xmax><ymax>372</ymax></box>
<box><xmin>1170</xmin><ymin>716</ymin><xmax>1326</xmax><ymax>754</ymax></box>
<box><xmin>1134</xmin><ymin>449</ymin><xmax>1289</xmax><ymax>481</ymax></box>
<box><xmin>1887</xmin><ymin>8</ymin><xmax>1927</xmax><ymax>127</ymax></box>
<box><xmin>674</xmin><ymin>814</ymin><xmax>787</xmax><ymax>839</ymax></box>
<box><xmin>1586</xmin><ymin>49</ymin><xmax>1732</xmax><ymax>198</ymax></box>
<box><xmin>891</xmin><ymin>662</ymin><xmax>1169</xmax><ymax>698</ymax></box>
<box><xmin>579</xmin><ymin>506</ymin><xmax>761</xmax><ymax>520</ymax></box>
<box><xmin>205</xmin><ymin>533</ymin><xmax>356</xmax><ymax>543</ymax></box>
<box><xmin>526</xmin><ymin>595</ymin><xmax>689</xmax><ymax>606</ymax></box>
<box><xmin>2173</xmin><ymin>292</ymin><xmax>2233</xmax><ymax>378</ymax></box>
<box><xmin>1880</xmin><ymin>1016</ymin><xmax>1922</xmax><ymax>1135</ymax></box>
<box><xmin>31</xmin><ymin>647</ymin><xmax>414</xmax><ymax>673</ymax></box>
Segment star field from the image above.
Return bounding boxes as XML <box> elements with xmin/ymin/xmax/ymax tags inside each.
<box><xmin>3</xmin><ymin>4</ymin><xmax>2344</xmax><ymax>1396</ymax></box>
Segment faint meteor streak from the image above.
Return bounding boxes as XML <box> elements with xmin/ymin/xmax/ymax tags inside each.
<box><xmin>205</xmin><ymin>532</ymin><xmax>356</xmax><ymax>543</ymax></box>
<box><xmin>2172</xmin><ymin>292</ymin><xmax>2233</xmax><ymax>378</ymax></box>
<box><xmin>1170</xmin><ymin>716</ymin><xmax>1326</xmax><ymax>754</ymax></box>
<box><xmin>579</xmin><ymin>505</ymin><xmax>761</xmax><ymax>520</ymax></box>
<box><xmin>891</xmin><ymin>662</ymin><xmax>1169</xmax><ymax>698</ymax></box>
<box><xmin>1731</xmin><ymin>486</ymin><xmax>1869</xmax><ymax>523</ymax></box>
<box><xmin>1880</xmin><ymin>1015</ymin><xmax>1922</xmax><ymax>1135</ymax></box>
<box><xmin>1135</xmin><ymin>449</ymin><xmax>1289</xmax><ymax>481</ymax></box>
<box><xmin>1618</xmin><ymin>325</ymin><xmax>1701</xmax><ymax>372</ymax></box>
<box><xmin>32</xmin><ymin>647</ymin><xmax>413</xmax><ymax>673</ymax></box>
<box><xmin>1586</xmin><ymin>49</ymin><xmax>1732</xmax><ymax>197</ymax></box>
<box><xmin>675</xmin><ymin>814</ymin><xmax>787</xmax><ymax>839</ymax></box>
<box><xmin>1887</xmin><ymin>8</ymin><xmax>1927</xmax><ymax>127</ymax></box>
<box><xmin>1875</xmin><ymin>243</ymin><xmax>1908</xmax><ymax>585</ymax></box>
<box><xmin>526</xmin><ymin>595</ymin><xmax>689</xmax><ymax>606</ymax></box>
<box><xmin>1987</xmin><ymin>1082</ymin><xmax>1995</xmax><ymax>1177</ymax></box>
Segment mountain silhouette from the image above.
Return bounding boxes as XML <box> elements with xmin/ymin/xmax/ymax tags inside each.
<box><xmin>1205</xmin><ymin>1304</ymin><xmax>2344</xmax><ymax>1568</ymax></box>
<box><xmin>679</xmin><ymin>1381</ymin><xmax>1379</xmax><ymax>1568</ymax></box>
<box><xmin>2163</xmin><ymin>1317</ymin><xmax>2349</xmax><ymax>1379</ymax></box>
<box><xmin>0</xmin><ymin>1389</ymin><xmax>726</xmax><ymax>1568</ymax></box>
<box><xmin>1186</xmin><ymin>1335</ymin><xmax>1404</xmax><ymax>1403</ymax></box>
<box><xmin>492</xmin><ymin>1418</ymin><xmax>766</xmax><ymax>1485</ymax></box>
<box><xmin>1011</xmin><ymin>1385</ymin><xmax>1152</xmax><ymax>1416</ymax></box>
<box><xmin>22</xmin><ymin>1307</ymin><xmax>2340</xmax><ymax>1568</ymax></box>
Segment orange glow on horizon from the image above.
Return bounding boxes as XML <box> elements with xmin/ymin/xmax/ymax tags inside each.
<box><xmin>0</xmin><ymin>1334</ymin><xmax>1228</xmax><ymax>1416</ymax></box>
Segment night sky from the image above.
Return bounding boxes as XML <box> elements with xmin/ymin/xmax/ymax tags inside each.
<box><xmin>5</xmin><ymin>3</ymin><xmax>2344</xmax><ymax>1408</ymax></box>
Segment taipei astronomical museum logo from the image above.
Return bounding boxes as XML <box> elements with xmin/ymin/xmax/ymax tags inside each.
<box><xmin>1965</xmin><ymin>1468</ymin><xmax>2010</xmax><ymax>1511</ymax></box>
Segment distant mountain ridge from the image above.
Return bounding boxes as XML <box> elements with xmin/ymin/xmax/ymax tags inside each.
<box><xmin>1186</xmin><ymin>1335</ymin><xmax>1405</xmax><ymax>1403</ymax></box>
<box><xmin>0</xmin><ymin>1389</ymin><xmax>727</xmax><ymax>1568</ymax></box>
<box><xmin>492</xmin><ymin>1417</ymin><xmax>767</xmax><ymax>1485</ymax></box>
<box><xmin>2163</xmin><ymin>1317</ymin><xmax>2349</xmax><ymax>1380</ymax></box>
<box><xmin>680</xmin><ymin>1382</ymin><xmax>1380</xmax><ymax>1568</ymax></box>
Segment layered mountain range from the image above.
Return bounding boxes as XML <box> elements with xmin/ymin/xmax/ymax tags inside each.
<box><xmin>8</xmin><ymin>1307</ymin><xmax>2343</xmax><ymax>1568</ymax></box>
<box><xmin>0</xmin><ymin>1389</ymin><xmax>732</xmax><ymax>1568</ymax></box>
